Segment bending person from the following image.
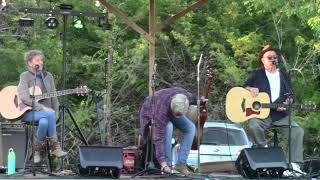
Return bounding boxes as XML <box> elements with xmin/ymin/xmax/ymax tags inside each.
<box><xmin>139</xmin><ymin>87</ymin><xmax>197</xmax><ymax>175</ymax></box>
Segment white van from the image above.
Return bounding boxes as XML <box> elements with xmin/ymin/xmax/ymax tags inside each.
<box><xmin>173</xmin><ymin>121</ymin><xmax>252</xmax><ymax>169</ymax></box>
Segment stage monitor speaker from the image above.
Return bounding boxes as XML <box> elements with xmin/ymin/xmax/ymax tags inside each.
<box><xmin>78</xmin><ymin>145</ymin><xmax>123</xmax><ymax>178</ymax></box>
<box><xmin>235</xmin><ymin>147</ymin><xmax>288</xmax><ymax>178</ymax></box>
<box><xmin>304</xmin><ymin>158</ymin><xmax>320</xmax><ymax>176</ymax></box>
<box><xmin>0</xmin><ymin>123</ymin><xmax>26</xmax><ymax>170</ymax></box>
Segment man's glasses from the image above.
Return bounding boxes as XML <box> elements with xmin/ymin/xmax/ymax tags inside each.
<box><xmin>265</xmin><ymin>56</ymin><xmax>278</xmax><ymax>60</ymax></box>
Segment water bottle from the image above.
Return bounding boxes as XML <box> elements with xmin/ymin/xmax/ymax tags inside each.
<box><xmin>7</xmin><ymin>148</ymin><xmax>16</xmax><ymax>175</ymax></box>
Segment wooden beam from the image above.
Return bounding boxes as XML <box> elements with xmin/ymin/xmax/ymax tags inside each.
<box><xmin>155</xmin><ymin>0</ymin><xmax>208</xmax><ymax>33</ymax></box>
<box><xmin>98</xmin><ymin>0</ymin><xmax>153</xmax><ymax>43</ymax></box>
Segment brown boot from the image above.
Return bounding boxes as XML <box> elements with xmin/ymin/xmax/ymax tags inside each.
<box><xmin>34</xmin><ymin>137</ymin><xmax>44</xmax><ymax>163</ymax></box>
<box><xmin>48</xmin><ymin>134</ymin><xmax>67</xmax><ymax>158</ymax></box>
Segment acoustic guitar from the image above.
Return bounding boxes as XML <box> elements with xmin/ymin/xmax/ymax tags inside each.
<box><xmin>0</xmin><ymin>85</ymin><xmax>90</xmax><ymax>120</ymax></box>
<box><xmin>225</xmin><ymin>87</ymin><xmax>318</xmax><ymax>123</ymax></box>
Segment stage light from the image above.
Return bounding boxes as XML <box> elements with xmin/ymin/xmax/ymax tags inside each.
<box><xmin>99</xmin><ymin>16</ymin><xmax>112</xmax><ymax>31</ymax></box>
<box><xmin>1</xmin><ymin>0</ymin><xmax>7</xmax><ymax>7</ymax></box>
<box><xmin>45</xmin><ymin>15</ymin><xmax>59</xmax><ymax>29</ymax></box>
<box><xmin>18</xmin><ymin>17</ymin><xmax>34</xmax><ymax>27</ymax></box>
<box><xmin>58</xmin><ymin>4</ymin><xmax>73</xmax><ymax>10</ymax></box>
<box><xmin>73</xmin><ymin>19</ymin><xmax>84</xmax><ymax>29</ymax></box>
<box><xmin>100</xmin><ymin>21</ymin><xmax>112</xmax><ymax>30</ymax></box>
<box><xmin>95</xmin><ymin>1</ymin><xmax>100</xmax><ymax>7</ymax></box>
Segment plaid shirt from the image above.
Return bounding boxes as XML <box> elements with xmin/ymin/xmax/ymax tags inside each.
<box><xmin>139</xmin><ymin>87</ymin><xmax>195</xmax><ymax>164</ymax></box>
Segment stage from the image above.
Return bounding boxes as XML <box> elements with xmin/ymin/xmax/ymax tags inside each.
<box><xmin>0</xmin><ymin>172</ymin><xmax>244</xmax><ymax>179</ymax></box>
<box><xmin>0</xmin><ymin>169</ymin><xmax>317</xmax><ymax>179</ymax></box>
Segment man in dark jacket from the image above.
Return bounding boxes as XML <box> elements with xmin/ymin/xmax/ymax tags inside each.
<box><xmin>244</xmin><ymin>45</ymin><xmax>304</xmax><ymax>175</ymax></box>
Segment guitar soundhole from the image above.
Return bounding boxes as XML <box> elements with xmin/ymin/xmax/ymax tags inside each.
<box><xmin>14</xmin><ymin>95</ymin><xmax>18</xmax><ymax>107</ymax></box>
<box><xmin>252</xmin><ymin>101</ymin><xmax>261</xmax><ymax>110</ymax></box>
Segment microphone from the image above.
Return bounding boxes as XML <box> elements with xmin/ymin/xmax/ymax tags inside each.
<box><xmin>34</xmin><ymin>64</ymin><xmax>40</xmax><ymax>70</ymax></box>
<box><xmin>153</xmin><ymin>63</ymin><xmax>157</xmax><ymax>74</ymax></box>
<box><xmin>272</xmin><ymin>60</ymin><xmax>278</xmax><ymax>65</ymax></box>
<box><xmin>33</xmin><ymin>65</ymin><xmax>43</xmax><ymax>75</ymax></box>
<box><xmin>151</xmin><ymin>63</ymin><xmax>157</xmax><ymax>83</ymax></box>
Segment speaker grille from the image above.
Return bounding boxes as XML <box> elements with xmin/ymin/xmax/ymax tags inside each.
<box><xmin>79</xmin><ymin>146</ymin><xmax>123</xmax><ymax>169</ymax></box>
<box><xmin>0</xmin><ymin>123</ymin><xmax>26</xmax><ymax>169</ymax></box>
<box><xmin>244</xmin><ymin>147</ymin><xmax>287</xmax><ymax>170</ymax></box>
<box><xmin>236</xmin><ymin>147</ymin><xmax>288</xmax><ymax>178</ymax></box>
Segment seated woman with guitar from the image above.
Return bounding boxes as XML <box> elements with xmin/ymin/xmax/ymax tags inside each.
<box><xmin>17</xmin><ymin>50</ymin><xmax>67</xmax><ymax>163</ymax></box>
<box><xmin>244</xmin><ymin>44</ymin><xmax>304</xmax><ymax>175</ymax></box>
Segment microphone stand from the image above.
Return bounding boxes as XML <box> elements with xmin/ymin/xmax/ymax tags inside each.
<box><xmin>30</xmin><ymin>69</ymin><xmax>38</xmax><ymax>176</ymax></box>
<box><xmin>285</xmin><ymin>91</ymin><xmax>294</xmax><ymax>172</ymax></box>
<box><xmin>93</xmin><ymin>58</ymin><xmax>108</xmax><ymax>146</ymax></box>
<box><xmin>132</xmin><ymin>64</ymin><xmax>161</xmax><ymax>177</ymax></box>
<box><xmin>278</xmin><ymin>61</ymin><xmax>302</xmax><ymax>175</ymax></box>
<box><xmin>196</xmin><ymin>49</ymin><xmax>204</xmax><ymax>173</ymax></box>
<box><xmin>102</xmin><ymin>58</ymin><xmax>108</xmax><ymax>145</ymax></box>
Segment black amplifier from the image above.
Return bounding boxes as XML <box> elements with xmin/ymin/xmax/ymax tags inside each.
<box><xmin>0</xmin><ymin>123</ymin><xmax>26</xmax><ymax>169</ymax></box>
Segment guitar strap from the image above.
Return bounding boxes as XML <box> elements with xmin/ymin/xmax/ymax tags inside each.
<box><xmin>39</xmin><ymin>71</ymin><xmax>48</xmax><ymax>93</ymax></box>
<box><xmin>28</xmin><ymin>71</ymin><xmax>48</xmax><ymax>93</ymax></box>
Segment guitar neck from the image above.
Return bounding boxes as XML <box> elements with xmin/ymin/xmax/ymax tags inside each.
<box><xmin>35</xmin><ymin>89</ymin><xmax>77</xmax><ymax>101</ymax></box>
<box><xmin>262</xmin><ymin>103</ymin><xmax>317</xmax><ymax>110</ymax></box>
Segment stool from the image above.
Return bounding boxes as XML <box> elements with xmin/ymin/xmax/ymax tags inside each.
<box><xmin>269</xmin><ymin>125</ymin><xmax>289</xmax><ymax>147</ymax></box>
<box><xmin>271</xmin><ymin>127</ymin><xmax>279</xmax><ymax>147</ymax></box>
<box><xmin>23</xmin><ymin>121</ymin><xmax>52</xmax><ymax>172</ymax></box>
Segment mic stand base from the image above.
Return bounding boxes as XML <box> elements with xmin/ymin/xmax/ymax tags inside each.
<box><xmin>58</xmin><ymin>105</ymin><xmax>89</xmax><ymax>145</ymax></box>
<box><xmin>58</xmin><ymin>104</ymin><xmax>89</xmax><ymax>171</ymax></box>
<box><xmin>284</xmin><ymin>162</ymin><xmax>306</xmax><ymax>177</ymax></box>
<box><xmin>131</xmin><ymin>138</ymin><xmax>161</xmax><ymax>178</ymax></box>
<box><xmin>133</xmin><ymin>64</ymin><xmax>165</xmax><ymax>178</ymax></box>
<box><xmin>10</xmin><ymin>168</ymin><xmax>57</xmax><ymax>177</ymax></box>
<box><xmin>131</xmin><ymin>167</ymin><xmax>161</xmax><ymax>178</ymax></box>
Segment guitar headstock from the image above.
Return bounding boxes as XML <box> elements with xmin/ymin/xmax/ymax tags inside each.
<box><xmin>301</xmin><ymin>102</ymin><xmax>318</xmax><ymax>110</ymax></box>
<box><xmin>206</xmin><ymin>64</ymin><xmax>213</xmax><ymax>79</ymax></box>
<box><xmin>75</xmin><ymin>86</ymin><xmax>90</xmax><ymax>96</ymax></box>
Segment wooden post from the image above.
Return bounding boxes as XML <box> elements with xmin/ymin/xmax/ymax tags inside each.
<box><xmin>149</xmin><ymin>0</ymin><xmax>155</xmax><ymax>95</ymax></box>
<box><xmin>98</xmin><ymin>0</ymin><xmax>208</xmax><ymax>95</ymax></box>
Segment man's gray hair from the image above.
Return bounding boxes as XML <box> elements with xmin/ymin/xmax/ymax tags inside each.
<box><xmin>24</xmin><ymin>50</ymin><xmax>44</xmax><ymax>64</ymax></box>
<box><xmin>171</xmin><ymin>94</ymin><xmax>189</xmax><ymax>117</ymax></box>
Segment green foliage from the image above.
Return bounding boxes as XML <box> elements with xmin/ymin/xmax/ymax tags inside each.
<box><xmin>308</xmin><ymin>16</ymin><xmax>320</xmax><ymax>36</ymax></box>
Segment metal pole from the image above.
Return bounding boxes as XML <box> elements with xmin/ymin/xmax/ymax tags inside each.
<box><xmin>196</xmin><ymin>52</ymin><xmax>204</xmax><ymax>173</ymax></box>
<box><xmin>60</xmin><ymin>13</ymin><xmax>68</xmax><ymax>170</ymax></box>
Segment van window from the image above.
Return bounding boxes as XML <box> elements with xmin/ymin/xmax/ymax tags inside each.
<box><xmin>202</xmin><ymin>127</ymin><xmax>247</xmax><ymax>146</ymax></box>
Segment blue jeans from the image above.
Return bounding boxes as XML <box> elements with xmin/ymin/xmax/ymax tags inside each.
<box><xmin>165</xmin><ymin>115</ymin><xmax>195</xmax><ymax>166</ymax></box>
<box><xmin>24</xmin><ymin>110</ymin><xmax>57</xmax><ymax>141</ymax></box>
